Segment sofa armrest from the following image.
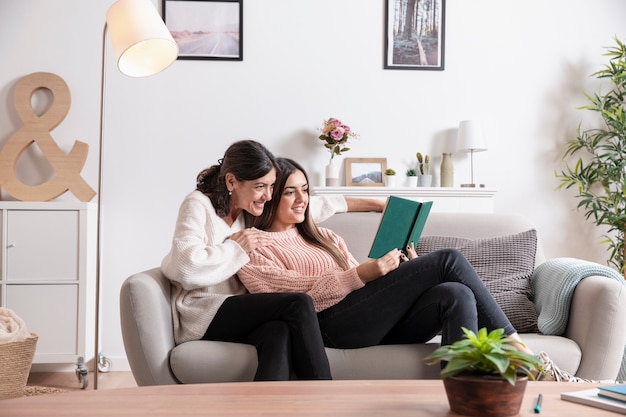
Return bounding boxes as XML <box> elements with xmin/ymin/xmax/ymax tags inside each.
<box><xmin>120</xmin><ymin>268</ymin><xmax>180</xmax><ymax>386</ymax></box>
<box><xmin>566</xmin><ymin>275</ymin><xmax>626</xmax><ymax>380</ymax></box>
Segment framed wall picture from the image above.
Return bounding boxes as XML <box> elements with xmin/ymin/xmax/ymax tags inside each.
<box><xmin>163</xmin><ymin>0</ymin><xmax>243</xmax><ymax>61</ymax></box>
<box><xmin>345</xmin><ymin>158</ymin><xmax>387</xmax><ymax>187</ymax></box>
<box><xmin>384</xmin><ymin>0</ymin><xmax>445</xmax><ymax>70</ymax></box>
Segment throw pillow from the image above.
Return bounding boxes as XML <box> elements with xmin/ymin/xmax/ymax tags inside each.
<box><xmin>415</xmin><ymin>230</ymin><xmax>538</xmax><ymax>333</ymax></box>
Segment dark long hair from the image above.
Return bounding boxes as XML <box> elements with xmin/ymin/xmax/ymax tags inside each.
<box><xmin>196</xmin><ymin>139</ymin><xmax>276</xmax><ymax>217</ymax></box>
<box><xmin>254</xmin><ymin>158</ymin><xmax>350</xmax><ymax>270</ymax></box>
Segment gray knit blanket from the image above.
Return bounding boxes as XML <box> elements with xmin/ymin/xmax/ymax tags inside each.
<box><xmin>531</xmin><ymin>257</ymin><xmax>626</xmax><ymax>381</ymax></box>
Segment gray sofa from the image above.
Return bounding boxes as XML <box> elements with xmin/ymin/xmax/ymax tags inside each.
<box><xmin>120</xmin><ymin>212</ymin><xmax>626</xmax><ymax>385</ymax></box>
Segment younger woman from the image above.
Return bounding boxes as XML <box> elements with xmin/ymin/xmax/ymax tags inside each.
<box><xmin>238</xmin><ymin>158</ymin><xmax>533</xmax><ymax>352</ymax></box>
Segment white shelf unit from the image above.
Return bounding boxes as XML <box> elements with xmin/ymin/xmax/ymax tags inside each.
<box><xmin>312</xmin><ymin>186</ymin><xmax>498</xmax><ymax>213</ymax></box>
<box><xmin>0</xmin><ymin>201</ymin><xmax>96</xmax><ymax>374</ymax></box>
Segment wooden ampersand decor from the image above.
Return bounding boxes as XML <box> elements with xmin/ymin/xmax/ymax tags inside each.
<box><xmin>0</xmin><ymin>72</ymin><xmax>96</xmax><ymax>201</ymax></box>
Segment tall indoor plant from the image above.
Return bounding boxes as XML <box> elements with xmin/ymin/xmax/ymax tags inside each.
<box><xmin>556</xmin><ymin>37</ymin><xmax>626</xmax><ymax>274</ymax></box>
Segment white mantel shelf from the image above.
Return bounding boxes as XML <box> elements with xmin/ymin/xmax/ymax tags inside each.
<box><xmin>312</xmin><ymin>186</ymin><xmax>498</xmax><ymax>213</ymax></box>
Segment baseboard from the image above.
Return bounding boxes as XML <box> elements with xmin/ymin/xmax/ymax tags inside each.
<box><xmin>30</xmin><ymin>355</ymin><xmax>130</xmax><ymax>373</ymax></box>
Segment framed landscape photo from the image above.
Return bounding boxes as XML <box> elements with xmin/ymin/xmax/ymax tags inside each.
<box><xmin>163</xmin><ymin>0</ymin><xmax>243</xmax><ymax>61</ymax></box>
<box><xmin>384</xmin><ymin>0</ymin><xmax>445</xmax><ymax>70</ymax></box>
<box><xmin>345</xmin><ymin>158</ymin><xmax>387</xmax><ymax>187</ymax></box>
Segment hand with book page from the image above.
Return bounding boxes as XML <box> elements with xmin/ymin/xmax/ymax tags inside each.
<box><xmin>405</xmin><ymin>242</ymin><xmax>418</xmax><ymax>260</ymax></box>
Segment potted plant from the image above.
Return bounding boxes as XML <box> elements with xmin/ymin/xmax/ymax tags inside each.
<box><xmin>383</xmin><ymin>168</ymin><xmax>399</xmax><ymax>187</ymax></box>
<box><xmin>425</xmin><ymin>327</ymin><xmax>544</xmax><ymax>417</ymax></box>
<box><xmin>405</xmin><ymin>168</ymin><xmax>418</xmax><ymax>187</ymax></box>
<box><xmin>555</xmin><ymin>37</ymin><xmax>626</xmax><ymax>275</ymax></box>
<box><xmin>416</xmin><ymin>152</ymin><xmax>432</xmax><ymax>186</ymax></box>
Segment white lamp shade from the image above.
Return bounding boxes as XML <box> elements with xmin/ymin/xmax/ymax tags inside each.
<box><xmin>457</xmin><ymin>120</ymin><xmax>487</xmax><ymax>153</ymax></box>
<box><xmin>106</xmin><ymin>0</ymin><xmax>179</xmax><ymax>77</ymax></box>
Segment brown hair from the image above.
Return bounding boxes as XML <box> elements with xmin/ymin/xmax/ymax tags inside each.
<box><xmin>254</xmin><ymin>158</ymin><xmax>350</xmax><ymax>270</ymax></box>
<box><xmin>197</xmin><ymin>140</ymin><xmax>276</xmax><ymax>217</ymax></box>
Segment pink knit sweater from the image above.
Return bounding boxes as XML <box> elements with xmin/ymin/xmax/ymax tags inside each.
<box><xmin>237</xmin><ymin>227</ymin><xmax>364</xmax><ymax>312</ymax></box>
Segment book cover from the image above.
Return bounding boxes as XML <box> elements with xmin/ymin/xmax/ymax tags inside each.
<box><xmin>561</xmin><ymin>388</ymin><xmax>626</xmax><ymax>414</ymax></box>
<box><xmin>598</xmin><ymin>385</ymin><xmax>626</xmax><ymax>403</ymax></box>
<box><xmin>367</xmin><ymin>196</ymin><xmax>433</xmax><ymax>259</ymax></box>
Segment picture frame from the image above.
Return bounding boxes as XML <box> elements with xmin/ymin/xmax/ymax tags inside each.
<box><xmin>163</xmin><ymin>0</ymin><xmax>243</xmax><ymax>61</ymax></box>
<box><xmin>345</xmin><ymin>158</ymin><xmax>387</xmax><ymax>187</ymax></box>
<box><xmin>384</xmin><ymin>0</ymin><xmax>445</xmax><ymax>70</ymax></box>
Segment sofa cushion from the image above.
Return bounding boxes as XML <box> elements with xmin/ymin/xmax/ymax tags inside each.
<box><xmin>416</xmin><ymin>230</ymin><xmax>539</xmax><ymax>333</ymax></box>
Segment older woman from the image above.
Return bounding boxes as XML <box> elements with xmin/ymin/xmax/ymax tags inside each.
<box><xmin>161</xmin><ymin>140</ymin><xmax>332</xmax><ymax>381</ymax></box>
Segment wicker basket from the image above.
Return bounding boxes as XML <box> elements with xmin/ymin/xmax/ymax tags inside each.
<box><xmin>0</xmin><ymin>333</ymin><xmax>38</xmax><ymax>400</ymax></box>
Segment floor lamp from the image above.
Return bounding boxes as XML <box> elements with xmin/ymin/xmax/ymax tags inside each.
<box><xmin>457</xmin><ymin>120</ymin><xmax>487</xmax><ymax>188</ymax></box>
<box><xmin>94</xmin><ymin>0</ymin><xmax>178</xmax><ymax>389</ymax></box>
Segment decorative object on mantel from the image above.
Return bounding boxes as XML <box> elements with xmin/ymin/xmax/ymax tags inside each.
<box><xmin>0</xmin><ymin>72</ymin><xmax>96</xmax><ymax>202</ymax></box>
<box><xmin>383</xmin><ymin>168</ymin><xmax>399</xmax><ymax>187</ymax></box>
<box><xmin>345</xmin><ymin>158</ymin><xmax>386</xmax><ymax>187</ymax></box>
<box><xmin>325</xmin><ymin>159</ymin><xmax>341</xmax><ymax>187</ymax></box>
<box><xmin>319</xmin><ymin>117</ymin><xmax>359</xmax><ymax>186</ymax></box>
<box><xmin>457</xmin><ymin>120</ymin><xmax>487</xmax><ymax>188</ymax></box>
<box><xmin>440</xmin><ymin>152</ymin><xmax>454</xmax><ymax>187</ymax></box>
<box><xmin>416</xmin><ymin>152</ymin><xmax>432</xmax><ymax>187</ymax></box>
<box><xmin>405</xmin><ymin>168</ymin><xmax>418</xmax><ymax>187</ymax></box>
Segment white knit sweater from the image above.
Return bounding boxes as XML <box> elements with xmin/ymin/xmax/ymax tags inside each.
<box><xmin>161</xmin><ymin>190</ymin><xmax>347</xmax><ymax>344</ymax></box>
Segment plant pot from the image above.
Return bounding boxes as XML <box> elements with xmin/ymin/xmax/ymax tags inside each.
<box><xmin>384</xmin><ymin>175</ymin><xmax>400</xmax><ymax>187</ymax></box>
<box><xmin>443</xmin><ymin>374</ymin><xmax>528</xmax><ymax>417</ymax></box>
<box><xmin>418</xmin><ymin>174</ymin><xmax>432</xmax><ymax>187</ymax></box>
<box><xmin>405</xmin><ymin>176</ymin><xmax>418</xmax><ymax>187</ymax></box>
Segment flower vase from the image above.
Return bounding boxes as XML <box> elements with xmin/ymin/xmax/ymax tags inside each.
<box><xmin>325</xmin><ymin>159</ymin><xmax>340</xmax><ymax>186</ymax></box>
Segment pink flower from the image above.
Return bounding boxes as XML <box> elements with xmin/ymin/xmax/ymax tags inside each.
<box><xmin>330</xmin><ymin>127</ymin><xmax>345</xmax><ymax>140</ymax></box>
<box><xmin>318</xmin><ymin>117</ymin><xmax>359</xmax><ymax>159</ymax></box>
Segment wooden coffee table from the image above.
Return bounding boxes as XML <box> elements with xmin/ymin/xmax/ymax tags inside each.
<box><xmin>0</xmin><ymin>380</ymin><xmax>614</xmax><ymax>416</ymax></box>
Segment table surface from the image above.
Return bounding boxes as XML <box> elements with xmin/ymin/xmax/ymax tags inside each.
<box><xmin>0</xmin><ymin>380</ymin><xmax>617</xmax><ymax>416</ymax></box>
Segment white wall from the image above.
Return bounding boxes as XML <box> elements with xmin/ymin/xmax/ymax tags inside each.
<box><xmin>1</xmin><ymin>0</ymin><xmax>625</xmax><ymax>371</ymax></box>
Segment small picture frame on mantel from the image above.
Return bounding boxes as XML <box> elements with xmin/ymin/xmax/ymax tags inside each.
<box><xmin>163</xmin><ymin>0</ymin><xmax>243</xmax><ymax>61</ymax></box>
<box><xmin>345</xmin><ymin>158</ymin><xmax>387</xmax><ymax>187</ymax></box>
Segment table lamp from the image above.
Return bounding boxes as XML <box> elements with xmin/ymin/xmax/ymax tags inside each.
<box><xmin>456</xmin><ymin>120</ymin><xmax>487</xmax><ymax>188</ymax></box>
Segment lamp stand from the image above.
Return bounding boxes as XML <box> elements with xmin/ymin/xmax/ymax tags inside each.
<box><xmin>93</xmin><ymin>21</ymin><xmax>109</xmax><ymax>390</ymax></box>
<box><xmin>460</xmin><ymin>149</ymin><xmax>485</xmax><ymax>188</ymax></box>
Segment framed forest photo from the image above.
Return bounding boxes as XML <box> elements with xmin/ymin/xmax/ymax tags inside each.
<box><xmin>384</xmin><ymin>0</ymin><xmax>445</xmax><ymax>70</ymax></box>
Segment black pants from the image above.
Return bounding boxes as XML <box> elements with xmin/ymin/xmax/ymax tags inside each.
<box><xmin>203</xmin><ymin>292</ymin><xmax>332</xmax><ymax>381</ymax></box>
<box><xmin>318</xmin><ymin>248</ymin><xmax>516</xmax><ymax>348</ymax></box>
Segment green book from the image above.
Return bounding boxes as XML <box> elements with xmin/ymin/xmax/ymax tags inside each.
<box><xmin>368</xmin><ymin>196</ymin><xmax>433</xmax><ymax>259</ymax></box>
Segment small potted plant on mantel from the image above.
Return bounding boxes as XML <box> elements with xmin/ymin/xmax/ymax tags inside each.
<box><xmin>425</xmin><ymin>327</ymin><xmax>544</xmax><ymax>417</ymax></box>
<box><xmin>383</xmin><ymin>168</ymin><xmax>399</xmax><ymax>187</ymax></box>
<box><xmin>416</xmin><ymin>152</ymin><xmax>432</xmax><ymax>186</ymax></box>
<box><xmin>405</xmin><ymin>168</ymin><xmax>418</xmax><ymax>187</ymax></box>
